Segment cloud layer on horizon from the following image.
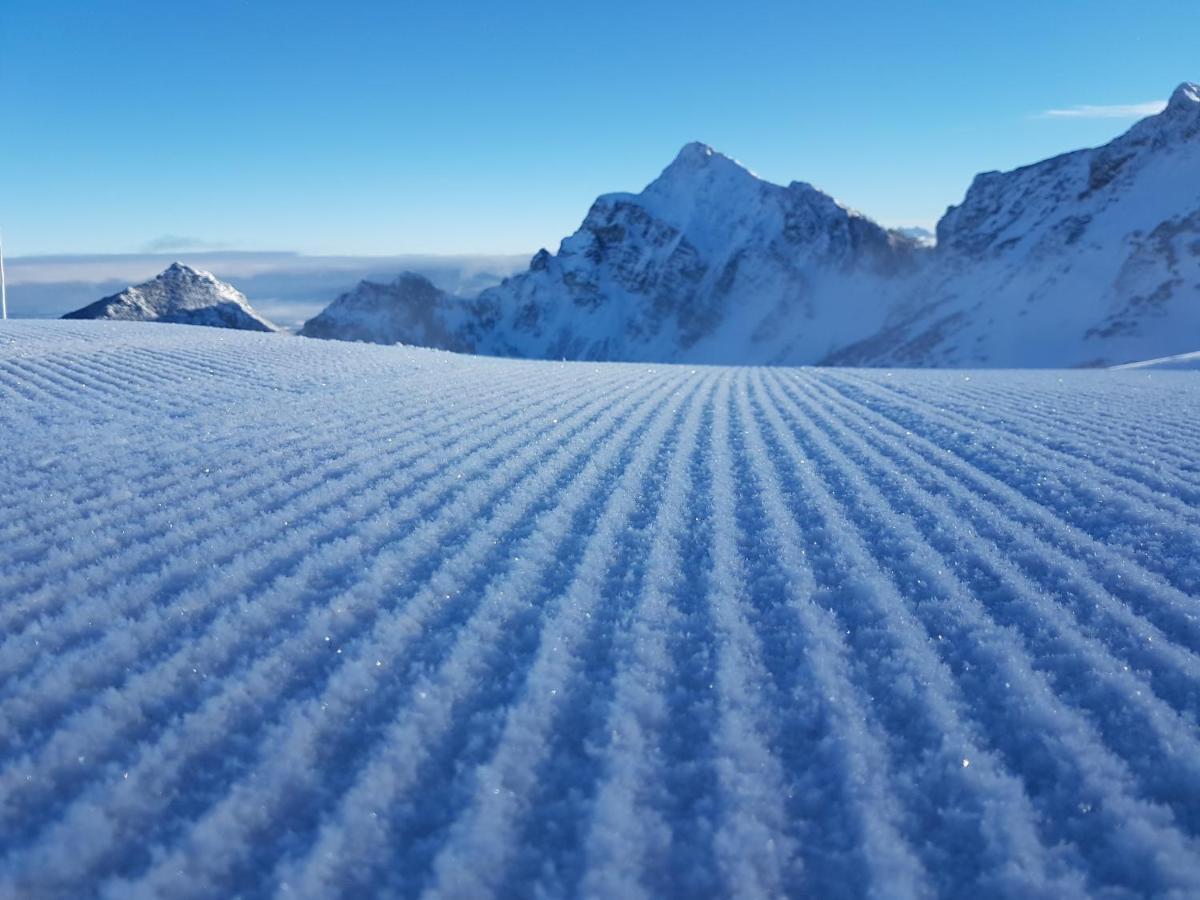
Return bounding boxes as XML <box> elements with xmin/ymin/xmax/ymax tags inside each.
<box><xmin>1038</xmin><ymin>100</ymin><xmax>1167</xmax><ymax>119</ymax></box>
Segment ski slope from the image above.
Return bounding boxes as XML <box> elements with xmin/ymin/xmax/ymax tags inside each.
<box><xmin>2</xmin><ymin>321</ymin><xmax>1200</xmax><ymax>899</ymax></box>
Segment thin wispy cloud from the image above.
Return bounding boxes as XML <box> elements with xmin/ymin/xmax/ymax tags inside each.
<box><xmin>142</xmin><ymin>234</ymin><xmax>229</xmax><ymax>253</ymax></box>
<box><xmin>1038</xmin><ymin>100</ymin><xmax>1167</xmax><ymax>120</ymax></box>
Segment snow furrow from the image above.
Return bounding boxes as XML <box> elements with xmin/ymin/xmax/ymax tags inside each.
<box><xmin>814</xmin><ymin>373</ymin><xmax>1200</xmax><ymax>657</ymax></box>
<box><xmin>2</xmin><ymin>323</ymin><xmax>1199</xmax><ymax>899</ymax></box>
<box><xmin>257</xmin><ymin>372</ymin><xmax>682</xmax><ymax>900</ymax></box>
<box><xmin>798</xmin><ymin>373</ymin><xmax>1200</xmax><ymax>722</ymax></box>
<box><xmin>917</xmin><ymin>379</ymin><xmax>1200</xmax><ymax>498</ymax></box>
<box><xmin>0</xmin><ymin>362</ymin><xmax>577</xmax><ymax>743</ymax></box>
<box><xmin>0</xmin><ymin>366</ymin><xmax>542</xmax><ymax>651</ymax></box>
<box><xmin>692</xmin><ymin>374</ymin><xmax>798</xmax><ymax>896</ymax></box>
<box><xmin>762</xmin><ymin>371</ymin><xmax>1200</xmax><ymax>894</ymax></box>
<box><xmin>825</xmin><ymin>372</ymin><xmax>1200</xmax><ymax>593</ymax></box>
<box><xmin>418</xmin><ymin>376</ymin><xmax>710</xmax><ymax>899</ymax></box>
<box><xmin>785</xmin><ymin>373</ymin><xmax>1200</xmax><ymax>836</ymax></box>
<box><xmin>836</xmin><ymin>371</ymin><xmax>1200</xmax><ymax>533</ymax></box>
<box><xmin>575</xmin><ymin>379</ymin><xmax>714</xmax><ymax>900</ymax></box>
<box><xmin>1</xmin><ymin>370</ymin><xmax>666</xmax><ymax>894</ymax></box>
<box><xmin>749</xmin><ymin>370</ymin><xmax>1085</xmax><ymax>898</ymax></box>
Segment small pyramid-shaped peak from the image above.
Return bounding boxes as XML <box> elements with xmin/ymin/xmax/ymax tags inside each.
<box><xmin>61</xmin><ymin>260</ymin><xmax>275</xmax><ymax>330</ymax></box>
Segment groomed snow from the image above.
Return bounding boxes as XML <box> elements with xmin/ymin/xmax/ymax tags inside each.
<box><xmin>2</xmin><ymin>321</ymin><xmax>1200</xmax><ymax>899</ymax></box>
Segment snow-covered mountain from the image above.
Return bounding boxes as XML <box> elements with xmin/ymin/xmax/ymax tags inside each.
<box><xmin>458</xmin><ymin>143</ymin><xmax>923</xmax><ymax>362</ymax></box>
<box><xmin>298</xmin><ymin>273</ymin><xmax>469</xmax><ymax>350</ymax></box>
<box><xmin>301</xmin><ymin>144</ymin><xmax>923</xmax><ymax>362</ymax></box>
<box><xmin>62</xmin><ymin>262</ymin><xmax>278</xmax><ymax>332</ymax></box>
<box><xmin>301</xmin><ymin>82</ymin><xmax>1200</xmax><ymax>367</ymax></box>
<box><xmin>830</xmin><ymin>82</ymin><xmax>1200</xmax><ymax>367</ymax></box>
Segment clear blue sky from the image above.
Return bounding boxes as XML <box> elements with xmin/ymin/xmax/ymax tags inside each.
<box><xmin>2</xmin><ymin>0</ymin><xmax>1196</xmax><ymax>257</ymax></box>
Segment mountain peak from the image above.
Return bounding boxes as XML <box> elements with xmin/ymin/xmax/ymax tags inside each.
<box><xmin>299</xmin><ymin>271</ymin><xmax>463</xmax><ymax>349</ymax></box>
<box><xmin>159</xmin><ymin>261</ymin><xmax>211</xmax><ymax>282</ymax></box>
<box><xmin>62</xmin><ymin>264</ymin><xmax>275</xmax><ymax>331</ymax></box>
<box><xmin>657</xmin><ymin>142</ymin><xmax>755</xmax><ymax>182</ymax></box>
<box><xmin>1166</xmin><ymin>81</ymin><xmax>1200</xmax><ymax>113</ymax></box>
<box><xmin>634</xmin><ymin>143</ymin><xmax>761</xmax><ymax>221</ymax></box>
<box><xmin>390</xmin><ymin>271</ymin><xmax>438</xmax><ymax>289</ymax></box>
<box><xmin>674</xmin><ymin>141</ymin><xmax>716</xmax><ymax>163</ymax></box>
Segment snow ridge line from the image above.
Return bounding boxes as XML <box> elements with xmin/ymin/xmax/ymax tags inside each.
<box><xmin>852</xmin><ymin>372</ymin><xmax>1200</xmax><ymax>523</ymax></box>
<box><xmin>575</xmin><ymin>377</ymin><xmax>717</xmax><ymax>899</ymax></box>
<box><xmin>914</xmin><ymin>378</ymin><xmax>1200</xmax><ymax>497</ymax></box>
<box><xmin>0</xmin><ymin>360</ymin><xmax>584</xmax><ymax>753</ymax></box>
<box><xmin>692</xmin><ymin>374</ymin><xmax>797</xmax><ymax>896</ymax></box>
<box><xmin>750</xmin><ymin>369</ymin><xmax>1101</xmax><ymax>897</ymax></box>
<box><xmin>0</xmin><ymin>360</ymin><xmax>550</xmax><ymax>642</ymax></box>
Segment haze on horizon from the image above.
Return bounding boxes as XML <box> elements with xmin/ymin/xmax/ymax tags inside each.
<box><xmin>2</xmin><ymin>0</ymin><xmax>1197</xmax><ymax>258</ymax></box>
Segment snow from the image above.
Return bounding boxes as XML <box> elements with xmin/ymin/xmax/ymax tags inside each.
<box><xmin>835</xmin><ymin>81</ymin><xmax>1200</xmax><ymax>368</ymax></box>
<box><xmin>302</xmin><ymin>144</ymin><xmax>920</xmax><ymax>365</ymax></box>
<box><xmin>62</xmin><ymin>263</ymin><xmax>278</xmax><ymax>332</ymax></box>
<box><xmin>298</xmin><ymin>273</ymin><xmax>469</xmax><ymax>350</ymax></box>
<box><xmin>3</xmin><ymin>320</ymin><xmax>1200</xmax><ymax>898</ymax></box>
<box><xmin>296</xmin><ymin>83</ymin><xmax>1200</xmax><ymax>370</ymax></box>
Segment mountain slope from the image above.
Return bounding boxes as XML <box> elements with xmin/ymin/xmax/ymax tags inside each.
<box><xmin>3</xmin><ymin>320</ymin><xmax>1200</xmax><ymax>896</ymax></box>
<box><xmin>62</xmin><ymin>262</ymin><xmax>277</xmax><ymax>332</ymax></box>
<box><xmin>829</xmin><ymin>82</ymin><xmax>1200</xmax><ymax>367</ymax></box>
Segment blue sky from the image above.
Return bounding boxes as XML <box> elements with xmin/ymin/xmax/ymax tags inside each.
<box><xmin>2</xmin><ymin>0</ymin><xmax>1196</xmax><ymax>257</ymax></box>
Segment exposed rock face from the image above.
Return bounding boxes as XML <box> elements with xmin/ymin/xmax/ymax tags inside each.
<box><xmin>62</xmin><ymin>262</ymin><xmax>277</xmax><ymax>332</ymax></box>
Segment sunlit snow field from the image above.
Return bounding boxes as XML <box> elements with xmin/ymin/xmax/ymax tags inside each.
<box><xmin>2</xmin><ymin>320</ymin><xmax>1200</xmax><ymax>898</ymax></box>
